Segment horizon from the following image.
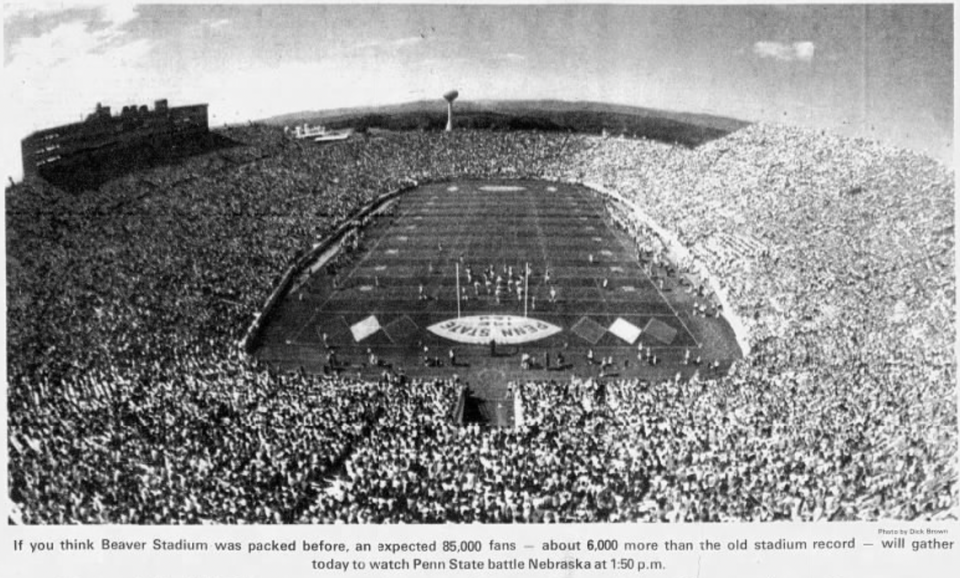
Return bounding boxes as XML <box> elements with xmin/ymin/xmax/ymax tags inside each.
<box><xmin>4</xmin><ymin>3</ymin><xmax>954</xmax><ymax>179</ymax></box>
<box><xmin>258</xmin><ymin>97</ymin><xmax>749</xmax><ymax>123</ymax></box>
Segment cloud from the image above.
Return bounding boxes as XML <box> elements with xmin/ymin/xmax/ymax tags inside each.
<box><xmin>4</xmin><ymin>4</ymin><xmax>148</xmax><ymax>181</ymax></box>
<box><xmin>495</xmin><ymin>53</ymin><xmax>527</xmax><ymax>63</ymax></box>
<box><xmin>206</xmin><ymin>18</ymin><xmax>232</xmax><ymax>30</ymax></box>
<box><xmin>98</xmin><ymin>3</ymin><xmax>139</xmax><ymax>28</ymax></box>
<box><xmin>5</xmin><ymin>2</ymin><xmax>139</xmax><ymax>27</ymax></box>
<box><xmin>4</xmin><ymin>1</ymin><xmax>78</xmax><ymax>21</ymax></box>
<box><xmin>344</xmin><ymin>36</ymin><xmax>422</xmax><ymax>53</ymax></box>
<box><xmin>793</xmin><ymin>42</ymin><xmax>816</xmax><ymax>62</ymax></box>
<box><xmin>6</xmin><ymin>3</ymin><xmax>141</xmax><ymax>66</ymax></box>
<box><xmin>753</xmin><ymin>41</ymin><xmax>816</xmax><ymax>63</ymax></box>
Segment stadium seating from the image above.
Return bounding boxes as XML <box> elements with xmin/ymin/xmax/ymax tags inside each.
<box><xmin>6</xmin><ymin>123</ymin><xmax>956</xmax><ymax>523</ymax></box>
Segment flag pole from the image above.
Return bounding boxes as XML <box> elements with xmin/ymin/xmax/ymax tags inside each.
<box><xmin>456</xmin><ymin>261</ymin><xmax>461</xmax><ymax>318</ymax></box>
<box><xmin>524</xmin><ymin>262</ymin><xmax>529</xmax><ymax>318</ymax></box>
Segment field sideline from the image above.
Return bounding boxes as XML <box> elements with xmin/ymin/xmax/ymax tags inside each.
<box><xmin>255</xmin><ymin>180</ymin><xmax>742</xmax><ymax>402</ymax></box>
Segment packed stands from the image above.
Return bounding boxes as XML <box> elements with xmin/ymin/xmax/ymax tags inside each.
<box><xmin>7</xmin><ymin>124</ymin><xmax>955</xmax><ymax>523</ymax></box>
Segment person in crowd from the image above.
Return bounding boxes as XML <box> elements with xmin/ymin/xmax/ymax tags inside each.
<box><xmin>5</xmin><ymin>122</ymin><xmax>953</xmax><ymax>525</ymax></box>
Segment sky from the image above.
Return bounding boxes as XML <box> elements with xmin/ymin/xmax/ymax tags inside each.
<box><xmin>2</xmin><ymin>3</ymin><xmax>954</xmax><ymax>181</ymax></box>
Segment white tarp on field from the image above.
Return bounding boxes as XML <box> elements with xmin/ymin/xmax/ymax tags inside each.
<box><xmin>608</xmin><ymin>317</ymin><xmax>642</xmax><ymax>344</ymax></box>
<box><xmin>350</xmin><ymin>315</ymin><xmax>381</xmax><ymax>342</ymax></box>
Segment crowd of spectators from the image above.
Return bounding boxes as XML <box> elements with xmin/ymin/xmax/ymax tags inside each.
<box><xmin>6</xmin><ymin>122</ymin><xmax>955</xmax><ymax>523</ymax></box>
<box><xmin>555</xmin><ymin>125</ymin><xmax>956</xmax><ymax>519</ymax></box>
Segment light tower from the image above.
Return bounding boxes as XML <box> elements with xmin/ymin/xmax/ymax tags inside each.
<box><xmin>443</xmin><ymin>89</ymin><xmax>459</xmax><ymax>132</ymax></box>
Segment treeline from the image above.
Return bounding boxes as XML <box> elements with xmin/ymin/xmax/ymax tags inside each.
<box><xmin>329</xmin><ymin>111</ymin><xmax>729</xmax><ymax>147</ymax></box>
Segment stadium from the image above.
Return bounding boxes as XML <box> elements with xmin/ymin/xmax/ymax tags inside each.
<box><xmin>7</xmin><ymin>104</ymin><xmax>956</xmax><ymax>523</ymax></box>
<box><xmin>251</xmin><ymin>178</ymin><xmax>744</xmax><ymax>414</ymax></box>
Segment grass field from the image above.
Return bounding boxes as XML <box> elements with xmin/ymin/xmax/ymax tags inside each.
<box><xmin>255</xmin><ymin>180</ymin><xmax>742</xmax><ymax>417</ymax></box>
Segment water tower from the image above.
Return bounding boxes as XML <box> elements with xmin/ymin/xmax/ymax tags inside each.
<box><xmin>443</xmin><ymin>90</ymin><xmax>459</xmax><ymax>132</ymax></box>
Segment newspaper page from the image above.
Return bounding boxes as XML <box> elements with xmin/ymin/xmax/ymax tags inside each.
<box><xmin>3</xmin><ymin>2</ymin><xmax>957</xmax><ymax>577</ymax></box>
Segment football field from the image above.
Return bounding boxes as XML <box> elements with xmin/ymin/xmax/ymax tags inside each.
<box><xmin>255</xmin><ymin>180</ymin><xmax>741</xmax><ymax>405</ymax></box>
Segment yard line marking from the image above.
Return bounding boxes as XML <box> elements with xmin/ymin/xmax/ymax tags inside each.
<box><xmin>598</xmin><ymin>196</ymin><xmax>702</xmax><ymax>348</ymax></box>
